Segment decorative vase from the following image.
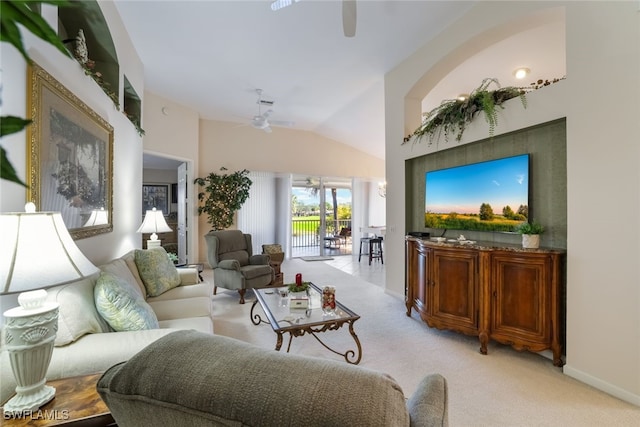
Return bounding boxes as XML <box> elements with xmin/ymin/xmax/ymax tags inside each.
<box><xmin>522</xmin><ymin>234</ymin><xmax>540</xmax><ymax>249</ymax></box>
<box><xmin>322</xmin><ymin>286</ymin><xmax>336</xmax><ymax>314</ymax></box>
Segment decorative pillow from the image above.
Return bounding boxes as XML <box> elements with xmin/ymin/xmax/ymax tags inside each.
<box><xmin>134</xmin><ymin>247</ymin><xmax>181</xmax><ymax>297</ymax></box>
<box><xmin>46</xmin><ymin>275</ymin><xmax>110</xmax><ymax>346</ymax></box>
<box><xmin>94</xmin><ymin>272</ymin><xmax>159</xmax><ymax>332</ymax></box>
<box><xmin>262</xmin><ymin>244</ymin><xmax>283</xmax><ymax>255</ymax></box>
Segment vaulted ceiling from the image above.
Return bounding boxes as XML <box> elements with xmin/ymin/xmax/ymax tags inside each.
<box><xmin>115</xmin><ymin>1</ymin><xmax>565</xmax><ymax>162</ymax></box>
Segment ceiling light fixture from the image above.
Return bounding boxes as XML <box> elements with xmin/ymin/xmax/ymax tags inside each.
<box><xmin>457</xmin><ymin>94</ymin><xmax>469</xmax><ymax>101</ymax></box>
<box><xmin>514</xmin><ymin>67</ymin><xmax>531</xmax><ymax>80</ymax></box>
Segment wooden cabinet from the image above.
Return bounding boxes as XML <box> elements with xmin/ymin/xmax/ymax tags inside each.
<box><xmin>405</xmin><ymin>239</ymin><xmax>430</xmax><ymax>318</ymax></box>
<box><xmin>406</xmin><ymin>237</ymin><xmax>564</xmax><ymax>366</ymax></box>
<box><xmin>429</xmin><ymin>247</ymin><xmax>481</xmax><ymax>336</ymax></box>
<box><xmin>490</xmin><ymin>250</ymin><xmax>563</xmax><ymax>366</ymax></box>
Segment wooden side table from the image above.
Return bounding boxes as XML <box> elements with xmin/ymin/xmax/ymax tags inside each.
<box><xmin>1</xmin><ymin>373</ymin><xmax>114</xmax><ymax>426</ymax></box>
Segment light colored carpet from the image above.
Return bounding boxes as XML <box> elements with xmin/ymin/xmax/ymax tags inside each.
<box><xmin>208</xmin><ymin>259</ymin><xmax>640</xmax><ymax>426</ymax></box>
<box><xmin>300</xmin><ymin>256</ymin><xmax>334</xmax><ymax>261</ymax></box>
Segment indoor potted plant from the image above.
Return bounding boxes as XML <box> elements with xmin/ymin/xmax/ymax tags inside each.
<box><xmin>516</xmin><ymin>220</ymin><xmax>544</xmax><ymax>249</ymax></box>
<box><xmin>194</xmin><ymin>167</ymin><xmax>252</xmax><ymax>230</ymax></box>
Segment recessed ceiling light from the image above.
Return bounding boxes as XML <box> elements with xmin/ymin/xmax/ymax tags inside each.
<box><xmin>514</xmin><ymin>67</ymin><xmax>530</xmax><ymax>79</ymax></box>
<box><xmin>457</xmin><ymin>94</ymin><xmax>469</xmax><ymax>101</ymax></box>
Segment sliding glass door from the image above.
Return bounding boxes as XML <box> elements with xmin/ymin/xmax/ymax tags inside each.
<box><xmin>291</xmin><ymin>176</ymin><xmax>352</xmax><ymax>258</ymax></box>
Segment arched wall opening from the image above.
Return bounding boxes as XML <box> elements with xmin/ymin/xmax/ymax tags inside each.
<box><xmin>403</xmin><ymin>6</ymin><xmax>566</xmax><ymax>137</ymax></box>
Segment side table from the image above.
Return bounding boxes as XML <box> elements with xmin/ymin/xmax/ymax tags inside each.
<box><xmin>1</xmin><ymin>373</ymin><xmax>114</xmax><ymax>427</ymax></box>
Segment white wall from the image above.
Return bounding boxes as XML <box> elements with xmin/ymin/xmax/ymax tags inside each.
<box><xmin>0</xmin><ymin>1</ymin><xmax>145</xmax><ymax>265</ymax></box>
<box><xmin>194</xmin><ymin>119</ymin><xmax>385</xmax><ymax>263</ymax></box>
<box><xmin>384</xmin><ymin>1</ymin><xmax>640</xmax><ymax>405</ymax></box>
<box><xmin>142</xmin><ymin>92</ymin><xmax>200</xmax><ymax>263</ymax></box>
<box><xmin>0</xmin><ymin>2</ymin><xmax>145</xmax><ymax>322</ymax></box>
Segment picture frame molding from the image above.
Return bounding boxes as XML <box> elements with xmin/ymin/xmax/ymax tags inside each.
<box><xmin>27</xmin><ymin>62</ymin><xmax>114</xmax><ymax>240</ymax></box>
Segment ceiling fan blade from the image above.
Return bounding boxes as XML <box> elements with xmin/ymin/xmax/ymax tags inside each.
<box><xmin>270</xmin><ymin>120</ymin><xmax>295</xmax><ymax>127</ymax></box>
<box><xmin>342</xmin><ymin>0</ymin><xmax>356</xmax><ymax>37</ymax></box>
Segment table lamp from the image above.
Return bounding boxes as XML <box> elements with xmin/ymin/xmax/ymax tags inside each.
<box><xmin>0</xmin><ymin>203</ymin><xmax>99</xmax><ymax>416</ymax></box>
<box><xmin>83</xmin><ymin>207</ymin><xmax>108</xmax><ymax>227</ymax></box>
<box><xmin>137</xmin><ymin>207</ymin><xmax>172</xmax><ymax>248</ymax></box>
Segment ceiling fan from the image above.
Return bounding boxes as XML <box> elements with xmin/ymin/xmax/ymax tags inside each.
<box><xmin>250</xmin><ymin>89</ymin><xmax>293</xmax><ymax>133</ymax></box>
<box><xmin>271</xmin><ymin>0</ymin><xmax>357</xmax><ymax>38</ymax></box>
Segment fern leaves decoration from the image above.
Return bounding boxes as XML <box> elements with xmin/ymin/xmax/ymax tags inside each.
<box><xmin>404</xmin><ymin>78</ymin><xmax>527</xmax><ymax>145</ymax></box>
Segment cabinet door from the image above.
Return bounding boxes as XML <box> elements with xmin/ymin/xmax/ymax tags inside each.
<box><xmin>405</xmin><ymin>240</ymin><xmax>430</xmax><ymax>319</ymax></box>
<box><xmin>491</xmin><ymin>253</ymin><xmax>551</xmax><ymax>350</ymax></box>
<box><xmin>429</xmin><ymin>248</ymin><xmax>478</xmax><ymax>335</ymax></box>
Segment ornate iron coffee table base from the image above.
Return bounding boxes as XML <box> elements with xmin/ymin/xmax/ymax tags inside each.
<box><xmin>251</xmin><ymin>283</ymin><xmax>362</xmax><ymax>364</ymax></box>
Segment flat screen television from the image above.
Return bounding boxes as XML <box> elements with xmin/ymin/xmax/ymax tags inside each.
<box><xmin>425</xmin><ymin>154</ymin><xmax>530</xmax><ymax>232</ymax></box>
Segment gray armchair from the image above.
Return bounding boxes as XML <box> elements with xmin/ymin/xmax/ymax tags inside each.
<box><xmin>204</xmin><ymin>230</ymin><xmax>274</xmax><ymax>304</ymax></box>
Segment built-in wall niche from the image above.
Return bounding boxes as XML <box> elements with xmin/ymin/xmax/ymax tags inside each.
<box><xmin>124</xmin><ymin>76</ymin><xmax>143</xmax><ymax>135</ymax></box>
<box><xmin>58</xmin><ymin>0</ymin><xmax>119</xmax><ymax>106</ymax></box>
<box><xmin>406</xmin><ymin>118</ymin><xmax>567</xmax><ymax>249</ymax></box>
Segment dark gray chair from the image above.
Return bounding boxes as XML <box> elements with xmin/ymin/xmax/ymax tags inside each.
<box><xmin>204</xmin><ymin>230</ymin><xmax>274</xmax><ymax>304</ymax></box>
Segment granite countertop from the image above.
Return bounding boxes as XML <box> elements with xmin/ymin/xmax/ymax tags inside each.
<box><xmin>406</xmin><ymin>235</ymin><xmax>566</xmax><ymax>254</ymax></box>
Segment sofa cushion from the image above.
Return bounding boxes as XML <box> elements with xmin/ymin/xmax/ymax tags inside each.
<box><xmin>147</xmin><ymin>297</ymin><xmax>211</xmax><ymax>322</ymax></box>
<box><xmin>94</xmin><ymin>272</ymin><xmax>159</xmax><ymax>331</ymax></box>
<box><xmin>46</xmin><ymin>275</ymin><xmax>110</xmax><ymax>346</ymax></box>
<box><xmin>241</xmin><ymin>264</ymin><xmax>273</xmax><ymax>280</ymax></box>
<box><xmin>134</xmin><ymin>248</ymin><xmax>181</xmax><ymax>297</ymax></box>
<box><xmin>157</xmin><ymin>317</ymin><xmax>213</xmax><ymax>334</ymax></box>
<box><xmin>147</xmin><ymin>282</ymin><xmax>212</xmax><ymax>303</ymax></box>
<box><xmin>120</xmin><ymin>250</ymin><xmax>148</xmax><ymax>297</ymax></box>
<box><xmin>100</xmin><ymin>257</ymin><xmax>146</xmax><ymax>299</ymax></box>
<box><xmin>98</xmin><ymin>331</ymin><xmax>411</xmax><ymax>427</ymax></box>
<box><xmin>407</xmin><ymin>374</ymin><xmax>449</xmax><ymax>427</ymax></box>
<box><xmin>0</xmin><ymin>328</ymin><xmax>184</xmax><ymax>404</ymax></box>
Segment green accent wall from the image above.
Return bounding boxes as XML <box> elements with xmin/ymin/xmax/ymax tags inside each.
<box><xmin>406</xmin><ymin>118</ymin><xmax>567</xmax><ymax>249</ymax></box>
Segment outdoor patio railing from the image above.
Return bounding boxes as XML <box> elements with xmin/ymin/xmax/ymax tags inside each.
<box><xmin>291</xmin><ymin>219</ymin><xmax>352</xmax><ymax>247</ymax></box>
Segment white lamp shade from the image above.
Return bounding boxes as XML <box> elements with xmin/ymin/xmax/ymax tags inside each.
<box><xmin>83</xmin><ymin>208</ymin><xmax>108</xmax><ymax>226</ymax></box>
<box><xmin>1</xmin><ymin>210</ymin><xmax>99</xmax><ymax>295</ymax></box>
<box><xmin>137</xmin><ymin>208</ymin><xmax>172</xmax><ymax>234</ymax></box>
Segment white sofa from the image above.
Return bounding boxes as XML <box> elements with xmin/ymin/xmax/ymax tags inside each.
<box><xmin>0</xmin><ymin>248</ymin><xmax>213</xmax><ymax>404</ymax></box>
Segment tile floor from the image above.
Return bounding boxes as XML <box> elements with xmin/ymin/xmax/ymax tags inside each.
<box><xmin>312</xmin><ymin>254</ymin><xmax>385</xmax><ymax>288</ymax></box>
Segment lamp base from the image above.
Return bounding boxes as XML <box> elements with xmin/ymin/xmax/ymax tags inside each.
<box><xmin>146</xmin><ymin>239</ymin><xmax>162</xmax><ymax>248</ymax></box>
<box><xmin>3</xmin><ymin>384</ymin><xmax>56</xmax><ymax>417</ymax></box>
<box><xmin>3</xmin><ymin>301</ymin><xmax>59</xmax><ymax>417</ymax></box>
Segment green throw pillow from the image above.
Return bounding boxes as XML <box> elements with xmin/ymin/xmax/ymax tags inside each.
<box><xmin>134</xmin><ymin>247</ymin><xmax>181</xmax><ymax>297</ymax></box>
<box><xmin>94</xmin><ymin>272</ymin><xmax>159</xmax><ymax>331</ymax></box>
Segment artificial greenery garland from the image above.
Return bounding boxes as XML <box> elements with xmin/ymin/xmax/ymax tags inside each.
<box><xmin>404</xmin><ymin>78</ymin><xmax>526</xmax><ymax>145</ymax></box>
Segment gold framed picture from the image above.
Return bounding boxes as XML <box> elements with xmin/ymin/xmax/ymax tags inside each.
<box><xmin>27</xmin><ymin>63</ymin><xmax>114</xmax><ymax>239</ymax></box>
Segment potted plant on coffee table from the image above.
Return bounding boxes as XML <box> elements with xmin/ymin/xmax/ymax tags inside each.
<box><xmin>516</xmin><ymin>220</ymin><xmax>544</xmax><ymax>249</ymax></box>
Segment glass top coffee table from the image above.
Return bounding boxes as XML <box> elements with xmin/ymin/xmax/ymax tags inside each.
<box><xmin>251</xmin><ymin>282</ymin><xmax>362</xmax><ymax>364</ymax></box>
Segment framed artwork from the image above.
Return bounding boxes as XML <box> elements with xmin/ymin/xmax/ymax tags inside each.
<box><xmin>171</xmin><ymin>183</ymin><xmax>178</xmax><ymax>204</ymax></box>
<box><xmin>27</xmin><ymin>63</ymin><xmax>114</xmax><ymax>240</ymax></box>
<box><xmin>142</xmin><ymin>184</ymin><xmax>168</xmax><ymax>216</ymax></box>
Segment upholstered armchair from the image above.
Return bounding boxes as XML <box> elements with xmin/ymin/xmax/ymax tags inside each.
<box><xmin>204</xmin><ymin>230</ymin><xmax>274</xmax><ymax>304</ymax></box>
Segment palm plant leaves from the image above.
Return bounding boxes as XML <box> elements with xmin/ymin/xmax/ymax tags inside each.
<box><xmin>1</xmin><ymin>0</ymin><xmax>75</xmax><ymax>186</ymax></box>
<box><xmin>1</xmin><ymin>116</ymin><xmax>32</xmax><ymax>137</ymax></box>
<box><xmin>1</xmin><ymin>146</ymin><xmax>27</xmax><ymax>187</ymax></box>
<box><xmin>0</xmin><ymin>116</ymin><xmax>32</xmax><ymax>187</ymax></box>
<box><xmin>1</xmin><ymin>0</ymin><xmax>73</xmax><ymax>62</ymax></box>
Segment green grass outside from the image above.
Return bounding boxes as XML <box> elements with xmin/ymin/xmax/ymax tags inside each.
<box><xmin>425</xmin><ymin>213</ymin><xmax>524</xmax><ymax>232</ymax></box>
<box><xmin>292</xmin><ymin>216</ymin><xmax>350</xmax><ymax>236</ymax></box>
